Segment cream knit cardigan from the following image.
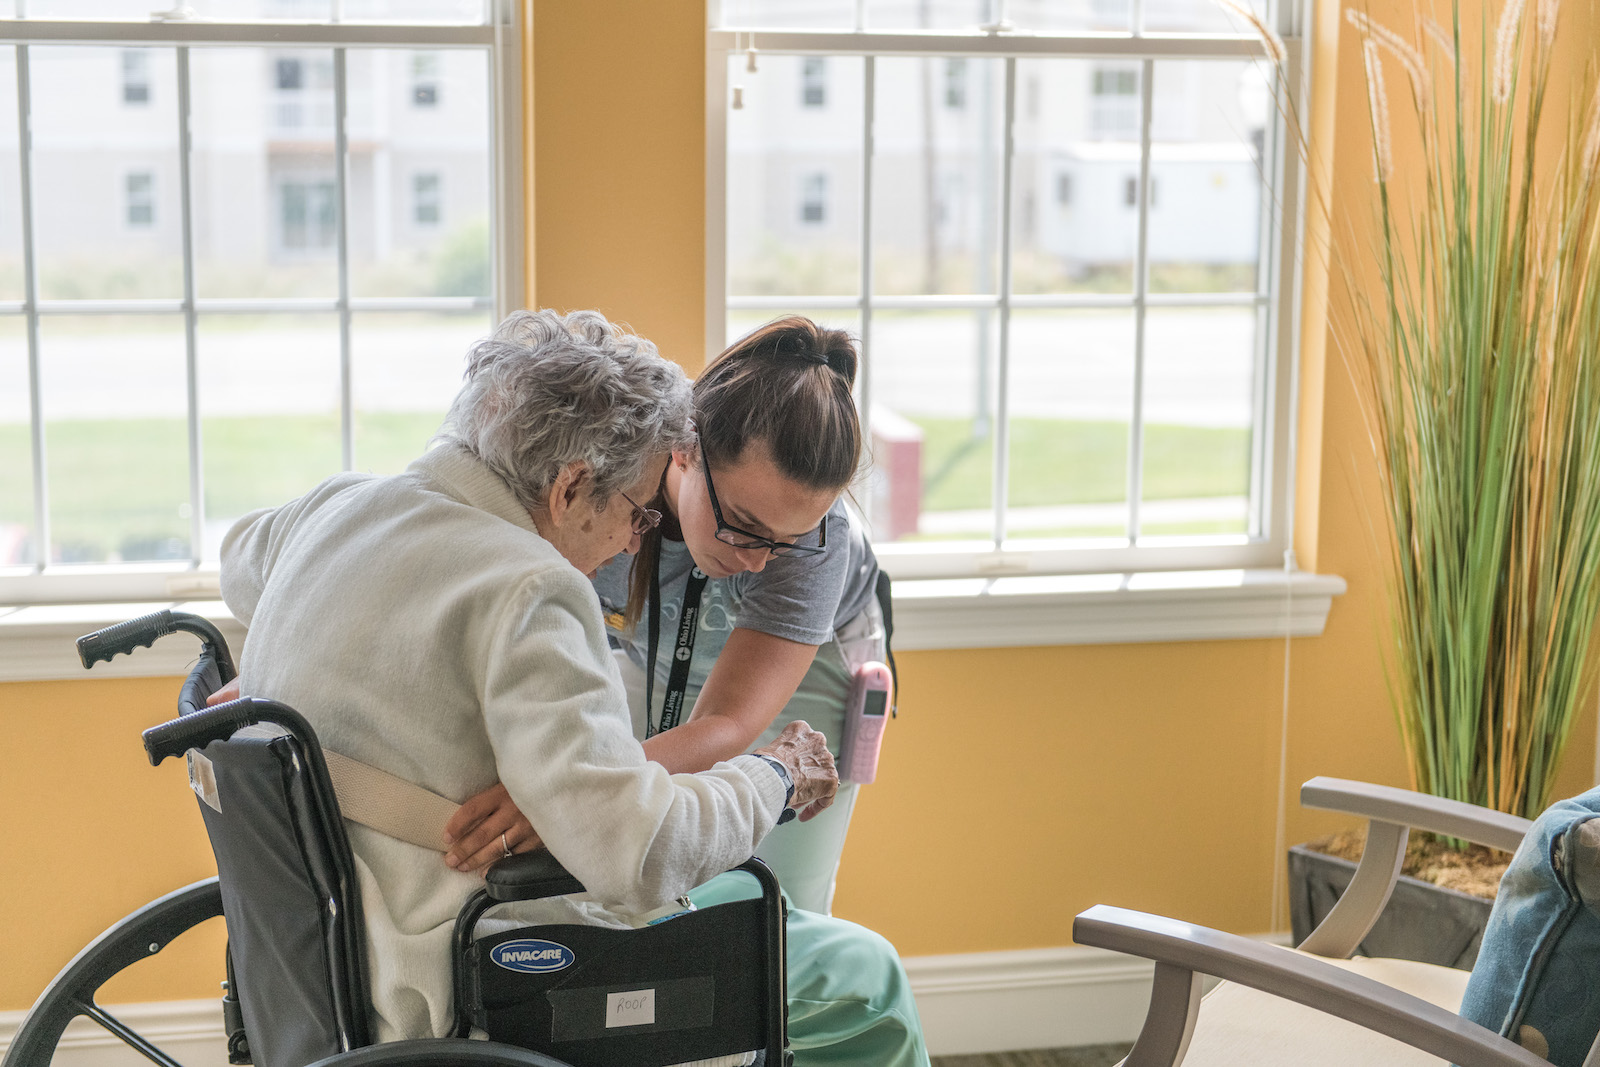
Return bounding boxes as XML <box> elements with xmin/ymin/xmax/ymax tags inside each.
<box><xmin>220</xmin><ymin>443</ymin><xmax>786</xmax><ymax>1041</ymax></box>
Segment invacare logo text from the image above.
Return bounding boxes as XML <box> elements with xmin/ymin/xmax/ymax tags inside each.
<box><xmin>490</xmin><ymin>939</ymin><xmax>575</xmax><ymax>973</ymax></box>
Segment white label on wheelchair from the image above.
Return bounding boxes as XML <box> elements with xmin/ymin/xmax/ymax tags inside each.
<box><xmin>188</xmin><ymin>751</ymin><xmax>222</xmax><ymax>813</ymax></box>
<box><xmin>605</xmin><ymin>988</ymin><xmax>656</xmax><ymax>1028</ymax></box>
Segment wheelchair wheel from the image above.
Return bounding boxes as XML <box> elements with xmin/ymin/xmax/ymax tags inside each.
<box><xmin>3</xmin><ymin>879</ymin><xmax>224</xmax><ymax>1067</ymax></box>
<box><xmin>305</xmin><ymin>1038</ymin><xmax>577</xmax><ymax>1067</ymax></box>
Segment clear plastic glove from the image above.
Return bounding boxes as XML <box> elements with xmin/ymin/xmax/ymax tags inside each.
<box><xmin>753</xmin><ymin>720</ymin><xmax>838</xmax><ymax>823</ymax></box>
<box><xmin>444</xmin><ymin>782</ymin><xmax>542</xmax><ymax>873</ymax></box>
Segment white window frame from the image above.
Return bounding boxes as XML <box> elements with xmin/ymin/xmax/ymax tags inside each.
<box><xmin>0</xmin><ymin>4</ymin><xmax>526</xmax><ymax>611</ymax></box>
<box><xmin>706</xmin><ymin>3</ymin><xmax>1312</xmax><ymax>587</ymax></box>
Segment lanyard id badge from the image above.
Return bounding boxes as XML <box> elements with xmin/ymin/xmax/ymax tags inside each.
<box><xmin>644</xmin><ymin>560</ymin><xmax>710</xmax><ymax>737</ymax></box>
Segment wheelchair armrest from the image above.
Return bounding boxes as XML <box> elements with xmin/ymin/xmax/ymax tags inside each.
<box><xmin>1073</xmin><ymin>905</ymin><xmax>1548</xmax><ymax>1067</ymax></box>
<box><xmin>1301</xmin><ymin>777</ymin><xmax>1532</xmax><ymax>853</ymax></box>
<box><xmin>484</xmin><ymin>849</ymin><xmax>586</xmax><ymax>903</ymax></box>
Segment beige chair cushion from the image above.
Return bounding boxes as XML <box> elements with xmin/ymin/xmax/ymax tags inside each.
<box><xmin>1121</xmin><ymin>950</ymin><xmax>1474</xmax><ymax>1067</ymax></box>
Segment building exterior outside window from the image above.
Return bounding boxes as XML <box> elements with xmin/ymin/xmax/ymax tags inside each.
<box><xmin>944</xmin><ymin>58</ymin><xmax>967</xmax><ymax>109</ymax></box>
<box><xmin>412</xmin><ymin>52</ymin><xmax>440</xmax><ymax>107</ymax></box>
<box><xmin>1091</xmin><ymin>64</ymin><xmax>1139</xmax><ymax>139</ymax></box>
<box><xmin>414</xmin><ymin>172</ymin><xmax>442</xmax><ymax>225</ymax></box>
<box><xmin>711</xmin><ymin>0</ymin><xmax>1305</xmax><ymax>577</ymax></box>
<box><xmin>121</xmin><ymin>49</ymin><xmax>150</xmax><ymax>105</ymax></box>
<box><xmin>279</xmin><ymin>179</ymin><xmax>337</xmax><ymax>250</ymax></box>
<box><xmin>125</xmin><ymin>172</ymin><xmax>154</xmax><ymax>227</ymax></box>
<box><xmin>0</xmin><ymin>7</ymin><xmax>522</xmax><ymax>591</ymax></box>
<box><xmin>800</xmin><ymin>172</ymin><xmax>827</xmax><ymax>224</ymax></box>
<box><xmin>801</xmin><ymin>57</ymin><xmax>826</xmax><ymax>108</ymax></box>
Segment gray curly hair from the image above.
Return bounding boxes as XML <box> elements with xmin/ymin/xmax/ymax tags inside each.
<box><xmin>438</xmin><ymin>309</ymin><xmax>693</xmax><ymax>513</ymax></box>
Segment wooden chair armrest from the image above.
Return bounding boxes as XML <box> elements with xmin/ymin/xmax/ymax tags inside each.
<box><xmin>1292</xmin><ymin>778</ymin><xmax>1528</xmax><ymax>957</ymax></box>
<box><xmin>1073</xmin><ymin>905</ymin><xmax>1545</xmax><ymax>1067</ymax></box>
<box><xmin>1301</xmin><ymin>778</ymin><xmax>1532</xmax><ymax>853</ymax></box>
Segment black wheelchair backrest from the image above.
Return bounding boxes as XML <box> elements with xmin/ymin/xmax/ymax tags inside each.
<box><xmin>144</xmin><ymin>690</ymin><xmax>373</xmax><ymax>1067</ymax></box>
<box><xmin>187</xmin><ymin>715</ymin><xmax>373</xmax><ymax>1067</ymax></box>
<box><xmin>79</xmin><ymin>609</ymin><xmax>372</xmax><ymax>1067</ymax></box>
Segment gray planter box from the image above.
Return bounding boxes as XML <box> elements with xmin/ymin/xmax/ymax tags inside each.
<box><xmin>1287</xmin><ymin>844</ymin><xmax>1494</xmax><ymax>970</ymax></box>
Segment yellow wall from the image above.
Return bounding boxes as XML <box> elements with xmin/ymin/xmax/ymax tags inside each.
<box><xmin>5</xmin><ymin>0</ymin><xmax>1597</xmax><ymax>1010</ymax></box>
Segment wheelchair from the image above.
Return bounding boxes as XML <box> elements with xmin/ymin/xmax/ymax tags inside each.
<box><xmin>5</xmin><ymin>611</ymin><xmax>790</xmax><ymax>1067</ymax></box>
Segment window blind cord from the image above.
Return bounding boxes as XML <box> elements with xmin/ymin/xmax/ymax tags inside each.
<box><xmin>731</xmin><ymin>33</ymin><xmax>747</xmax><ymax>110</ymax></box>
<box><xmin>1270</xmin><ymin>546</ymin><xmax>1298</xmax><ymax>933</ymax></box>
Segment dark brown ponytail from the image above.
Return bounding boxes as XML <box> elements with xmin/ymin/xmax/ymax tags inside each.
<box><xmin>622</xmin><ymin>315</ymin><xmax>861</xmax><ymax>627</ymax></box>
<box><xmin>695</xmin><ymin>315</ymin><xmax>861</xmax><ymax>488</ymax></box>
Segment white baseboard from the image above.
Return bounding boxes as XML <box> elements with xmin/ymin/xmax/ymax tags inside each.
<box><xmin>2</xmin><ymin>939</ymin><xmax>1290</xmax><ymax>1063</ymax></box>
<box><xmin>904</xmin><ymin>932</ymin><xmax>1293</xmax><ymax>1056</ymax></box>
<box><xmin>0</xmin><ymin>999</ymin><xmax>229</xmax><ymax>1067</ymax></box>
<box><xmin>904</xmin><ymin>945</ymin><xmax>1155</xmax><ymax>1055</ymax></box>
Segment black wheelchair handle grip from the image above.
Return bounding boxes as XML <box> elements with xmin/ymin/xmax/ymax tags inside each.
<box><xmin>143</xmin><ymin>700</ymin><xmax>256</xmax><ymax>766</ymax></box>
<box><xmin>78</xmin><ymin>610</ymin><xmax>176</xmax><ymax>669</ymax></box>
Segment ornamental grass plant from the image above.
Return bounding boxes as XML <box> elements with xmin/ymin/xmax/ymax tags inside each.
<box><xmin>1343</xmin><ymin>0</ymin><xmax>1600</xmax><ymax>820</ymax></box>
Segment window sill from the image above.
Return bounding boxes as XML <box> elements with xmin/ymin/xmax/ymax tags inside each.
<box><xmin>0</xmin><ymin>568</ymin><xmax>1344</xmax><ymax>682</ymax></box>
<box><xmin>0</xmin><ymin>600</ymin><xmax>246</xmax><ymax>683</ymax></box>
<box><xmin>888</xmin><ymin>568</ymin><xmax>1346</xmax><ymax>651</ymax></box>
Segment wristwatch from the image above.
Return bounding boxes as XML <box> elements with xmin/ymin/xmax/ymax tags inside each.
<box><xmin>751</xmin><ymin>754</ymin><xmax>798</xmax><ymax>824</ymax></box>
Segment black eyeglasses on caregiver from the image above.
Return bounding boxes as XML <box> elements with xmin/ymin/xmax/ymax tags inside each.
<box><xmin>697</xmin><ymin>430</ymin><xmax>827</xmax><ymax>557</ymax></box>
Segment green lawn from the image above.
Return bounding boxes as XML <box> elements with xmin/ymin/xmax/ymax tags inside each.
<box><xmin>914</xmin><ymin>416</ymin><xmax>1250</xmax><ymax>510</ymax></box>
<box><xmin>1</xmin><ymin>412</ymin><xmax>443</xmax><ymax>561</ymax></box>
<box><xmin>2</xmin><ymin>412</ymin><xmax>1250</xmax><ymax>562</ymax></box>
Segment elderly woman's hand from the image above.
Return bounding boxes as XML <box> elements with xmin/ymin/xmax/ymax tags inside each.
<box><xmin>207</xmin><ymin>678</ymin><xmax>243</xmax><ymax>706</ymax></box>
<box><xmin>753</xmin><ymin>720</ymin><xmax>838</xmax><ymax>822</ymax></box>
<box><xmin>445</xmin><ymin>783</ymin><xmax>542</xmax><ymax>873</ymax></box>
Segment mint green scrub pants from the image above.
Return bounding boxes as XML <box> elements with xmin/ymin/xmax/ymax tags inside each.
<box><xmin>688</xmin><ymin>873</ymin><xmax>929</xmax><ymax>1067</ymax></box>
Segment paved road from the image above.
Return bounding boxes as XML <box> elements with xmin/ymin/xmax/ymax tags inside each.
<box><xmin>1</xmin><ymin>308</ymin><xmax>1258</xmax><ymax>427</ymax></box>
<box><xmin>863</xmin><ymin>307</ymin><xmax>1258</xmax><ymax>427</ymax></box>
<box><xmin>919</xmin><ymin>494</ymin><xmax>1249</xmax><ymax>535</ymax></box>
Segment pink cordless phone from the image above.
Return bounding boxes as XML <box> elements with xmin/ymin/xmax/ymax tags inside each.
<box><xmin>839</xmin><ymin>661</ymin><xmax>893</xmax><ymax>784</ymax></box>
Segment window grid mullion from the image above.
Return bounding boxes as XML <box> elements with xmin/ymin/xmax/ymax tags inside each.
<box><xmin>1248</xmin><ymin>53</ymin><xmax>1286</xmax><ymax>540</ymax></box>
<box><xmin>991</xmin><ymin>56</ymin><xmax>1016</xmax><ymax>548</ymax></box>
<box><xmin>334</xmin><ymin>47</ymin><xmax>354</xmax><ymax>472</ymax></box>
<box><xmin>17</xmin><ymin>43</ymin><xmax>46</xmax><ymax>572</ymax></box>
<box><xmin>1126</xmin><ymin>56</ymin><xmax>1155</xmax><ymax>542</ymax></box>
<box><xmin>859</xmin><ymin>55</ymin><xmax>875</xmax><ymax>454</ymax></box>
<box><xmin>177</xmin><ymin>45</ymin><xmax>203</xmax><ymax>565</ymax></box>
<box><xmin>705</xmin><ymin>30</ymin><xmax>1266</xmax><ymax>62</ymax></box>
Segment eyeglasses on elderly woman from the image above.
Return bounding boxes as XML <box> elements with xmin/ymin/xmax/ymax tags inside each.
<box><xmin>617</xmin><ymin>488</ymin><xmax>663</xmax><ymax>537</ymax></box>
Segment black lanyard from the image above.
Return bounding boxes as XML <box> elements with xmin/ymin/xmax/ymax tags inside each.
<box><xmin>644</xmin><ymin>553</ymin><xmax>709</xmax><ymax>738</ymax></box>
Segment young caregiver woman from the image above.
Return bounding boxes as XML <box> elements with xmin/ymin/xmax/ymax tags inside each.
<box><xmin>447</xmin><ymin>315</ymin><xmax>886</xmax><ymax>916</ymax></box>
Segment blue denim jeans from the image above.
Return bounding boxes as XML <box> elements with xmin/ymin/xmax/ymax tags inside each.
<box><xmin>1458</xmin><ymin>787</ymin><xmax>1600</xmax><ymax>1066</ymax></box>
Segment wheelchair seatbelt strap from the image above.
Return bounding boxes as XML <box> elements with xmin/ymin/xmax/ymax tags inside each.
<box><xmin>320</xmin><ymin>749</ymin><xmax>458</xmax><ymax>853</ymax></box>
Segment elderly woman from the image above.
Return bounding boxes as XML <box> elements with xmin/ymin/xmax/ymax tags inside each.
<box><xmin>219</xmin><ymin>309</ymin><xmax>927</xmax><ymax>1066</ymax></box>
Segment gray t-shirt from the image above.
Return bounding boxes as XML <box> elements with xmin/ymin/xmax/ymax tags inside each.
<box><xmin>591</xmin><ymin>498</ymin><xmax>878</xmax><ymax>746</ymax></box>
